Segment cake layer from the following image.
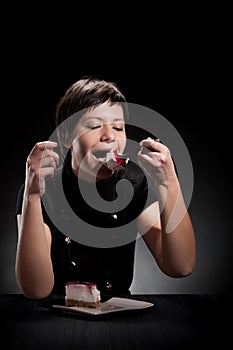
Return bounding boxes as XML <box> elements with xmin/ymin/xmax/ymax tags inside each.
<box><xmin>104</xmin><ymin>149</ymin><xmax>129</xmax><ymax>171</ymax></box>
<box><xmin>65</xmin><ymin>299</ymin><xmax>100</xmax><ymax>307</ymax></box>
<box><xmin>65</xmin><ymin>282</ymin><xmax>101</xmax><ymax>308</ymax></box>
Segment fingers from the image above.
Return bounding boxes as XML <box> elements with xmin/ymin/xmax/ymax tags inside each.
<box><xmin>25</xmin><ymin>141</ymin><xmax>59</xmax><ymax>196</ymax></box>
<box><xmin>137</xmin><ymin>137</ymin><xmax>175</xmax><ymax>184</ymax></box>
<box><xmin>139</xmin><ymin>138</ymin><xmax>166</xmax><ymax>162</ymax></box>
<box><xmin>26</xmin><ymin>141</ymin><xmax>59</xmax><ymax>180</ymax></box>
<box><xmin>140</xmin><ymin>137</ymin><xmax>161</xmax><ymax>152</ymax></box>
<box><xmin>27</xmin><ymin>141</ymin><xmax>59</xmax><ymax>166</ymax></box>
<box><xmin>34</xmin><ymin>141</ymin><xmax>58</xmax><ymax>151</ymax></box>
<box><xmin>41</xmin><ymin>148</ymin><xmax>59</xmax><ymax>167</ymax></box>
<box><xmin>28</xmin><ymin>141</ymin><xmax>58</xmax><ymax>159</ymax></box>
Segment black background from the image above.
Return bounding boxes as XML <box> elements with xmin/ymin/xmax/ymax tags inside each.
<box><xmin>0</xmin><ymin>4</ymin><xmax>231</xmax><ymax>294</ymax></box>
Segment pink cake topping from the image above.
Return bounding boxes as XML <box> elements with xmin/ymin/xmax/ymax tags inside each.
<box><xmin>104</xmin><ymin>149</ymin><xmax>129</xmax><ymax>171</ymax></box>
<box><xmin>65</xmin><ymin>281</ymin><xmax>96</xmax><ymax>289</ymax></box>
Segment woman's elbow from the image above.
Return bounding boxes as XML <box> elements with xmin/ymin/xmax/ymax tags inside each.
<box><xmin>16</xmin><ymin>277</ymin><xmax>54</xmax><ymax>300</ymax></box>
<box><xmin>170</xmin><ymin>251</ymin><xmax>197</xmax><ymax>278</ymax></box>
<box><xmin>175</xmin><ymin>264</ymin><xmax>196</xmax><ymax>278</ymax></box>
<box><xmin>161</xmin><ymin>259</ymin><xmax>196</xmax><ymax>278</ymax></box>
<box><xmin>22</xmin><ymin>289</ymin><xmax>53</xmax><ymax>300</ymax></box>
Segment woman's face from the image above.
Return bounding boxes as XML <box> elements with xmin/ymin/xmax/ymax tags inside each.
<box><xmin>71</xmin><ymin>101</ymin><xmax>127</xmax><ymax>182</ymax></box>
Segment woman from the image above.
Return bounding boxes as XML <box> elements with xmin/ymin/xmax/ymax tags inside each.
<box><xmin>15</xmin><ymin>76</ymin><xmax>196</xmax><ymax>299</ymax></box>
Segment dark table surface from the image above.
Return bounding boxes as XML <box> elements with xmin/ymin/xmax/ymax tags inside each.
<box><xmin>0</xmin><ymin>293</ymin><xmax>230</xmax><ymax>349</ymax></box>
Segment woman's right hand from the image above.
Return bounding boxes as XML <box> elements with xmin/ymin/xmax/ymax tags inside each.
<box><xmin>25</xmin><ymin>141</ymin><xmax>59</xmax><ymax>197</ymax></box>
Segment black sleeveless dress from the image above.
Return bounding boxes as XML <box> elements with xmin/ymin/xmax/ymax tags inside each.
<box><xmin>16</xmin><ymin>150</ymin><xmax>157</xmax><ymax>297</ymax></box>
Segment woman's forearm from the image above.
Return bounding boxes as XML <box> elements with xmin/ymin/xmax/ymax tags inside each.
<box><xmin>157</xmin><ymin>178</ymin><xmax>196</xmax><ymax>277</ymax></box>
<box><xmin>15</xmin><ymin>193</ymin><xmax>54</xmax><ymax>299</ymax></box>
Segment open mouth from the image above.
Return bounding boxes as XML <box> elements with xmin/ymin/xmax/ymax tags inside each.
<box><xmin>92</xmin><ymin>150</ymin><xmax>111</xmax><ymax>162</ymax></box>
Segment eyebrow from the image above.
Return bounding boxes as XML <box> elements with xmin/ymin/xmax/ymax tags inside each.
<box><xmin>84</xmin><ymin>117</ymin><xmax>125</xmax><ymax>122</ymax></box>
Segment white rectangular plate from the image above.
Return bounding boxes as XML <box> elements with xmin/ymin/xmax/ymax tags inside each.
<box><xmin>52</xmin><ymin>297</ymin><xmax>154</xmax><ymax>316</ymax></box>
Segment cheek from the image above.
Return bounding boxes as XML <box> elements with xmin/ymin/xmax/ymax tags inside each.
<box><xmin>72</xmin><ymin>137</ymin><xmax>88</xmax><ymax>159</ymax></box>
<box><xmin>118</xmin><ymin>133</ymin><xmax>127</xmax><ymax>151</ymax></box>
<box><xmin>72</xmin><ymin>131</ymin><xmax>97</xmax><ymax>156</ymax></box>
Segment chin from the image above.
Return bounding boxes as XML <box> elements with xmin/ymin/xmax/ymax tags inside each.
<box><xmin>96</xmin><ymin>165</ymin><xmax>113</xmax><ymax>180</ymax></box>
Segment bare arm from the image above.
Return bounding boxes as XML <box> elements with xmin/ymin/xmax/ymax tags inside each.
<box><xmin>15</xmin><ymin>141</ymin><xmax>59</xmax><ymax>299</ymax></box>
<box><xmin>137</xmin><ymin>138</ymin><xmax>196</xmax><ymax>277</ymax></box>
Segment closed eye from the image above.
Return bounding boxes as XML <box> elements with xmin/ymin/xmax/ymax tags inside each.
<box><xmin>113</xmin><ymin>127</ymin><xmax>123</xmax><ymax>131</ymax></box>
<box><xmin>86</xmin><ymin>125</ymin><xmax>101</xmax><ymax>130</ymax></box>
<box><xmin>86</xmin><ymin>125</ymin><xmax>123</xmax><ymax>131</ymax></box>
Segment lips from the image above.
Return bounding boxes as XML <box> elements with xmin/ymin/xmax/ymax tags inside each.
<box><xmin>92</xmin><ymin>150</ymin><xmax>109</xmax><ymax>159</ymax></box>
<box><xmin>92</xmin><ymin>148</ymin><xmax>117</xmax><ymax>162</ymax></box>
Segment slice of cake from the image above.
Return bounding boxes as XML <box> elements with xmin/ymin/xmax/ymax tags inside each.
<box><xmin>65</xmin><ymin>282</ymin><xmax>101</xmax><ymax>308</ymax></box>
<box><xmin>104</xmin><ymin>149</ymin><xmax>129</xmax><ymax>172</ymax></box>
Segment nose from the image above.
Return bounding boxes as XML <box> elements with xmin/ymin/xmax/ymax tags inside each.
<box><xmin>100</xmin><ymin>124</ymin><xmax>116</xmax><ymax>143</ymax></box>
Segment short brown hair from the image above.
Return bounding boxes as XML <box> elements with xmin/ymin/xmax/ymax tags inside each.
<box><xmin>55</xmin><ymin>76</ymin><xmax>128</xmax><ymax>148</ymax></box>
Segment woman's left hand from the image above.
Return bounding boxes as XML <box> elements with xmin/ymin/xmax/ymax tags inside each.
<box><xmin>138</xmin><ymin>137</ymin><xmax>177</xmax><ymax>186</ymax></box>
